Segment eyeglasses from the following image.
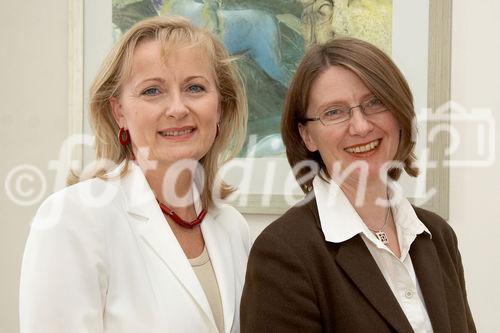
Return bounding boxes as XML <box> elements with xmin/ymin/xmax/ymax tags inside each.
<box><xmin>300</xmin><ymin>96</ymin><xmax>388</xmax><ymax>126</ymax></box>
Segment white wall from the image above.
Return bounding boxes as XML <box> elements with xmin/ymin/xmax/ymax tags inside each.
<box><xmin>1</xmin><ymin>1</ymin><xmax>499</xmax><ymax>332</ymax></box>
<box><xmin>449</xmin><ymin>0</ymin><xmax>500</xmax><ymax>331</ymax></box>
<box><xmin>0</xmin><ymin>1</ymin><xmax>68</xmax><ymax>332</ymax></box>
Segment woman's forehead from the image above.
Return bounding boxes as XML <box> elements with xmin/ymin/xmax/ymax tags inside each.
<box><xmin>307</xmin><ymin>66</ymin><xmax>372</xmax><ymax>108</ymax></box>
<box><xmin>132</xmin><ymin>38</ymin><xmax>213</xmax><ymax>62</ymax></box>
<box><xmin>123</xmin><ymin>39</ymin><xmax>217</xmax><ymax>81</ymax></box>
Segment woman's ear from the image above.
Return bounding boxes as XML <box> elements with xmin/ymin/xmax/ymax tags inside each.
<box><xmin>298</xmin><ymin>123</ymin><xmax>318</xmax><ymax>152</ymax></box>
<box><xmin>109</xmin><ymin>96</ymin><xmax>125</xmax><ymax>127</ymax></box>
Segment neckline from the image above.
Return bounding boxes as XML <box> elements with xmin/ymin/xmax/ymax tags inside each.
<box><xmin>188</xmin><ymin>246</ymin><xmax>209</xmax><ymax>266</ymax></box>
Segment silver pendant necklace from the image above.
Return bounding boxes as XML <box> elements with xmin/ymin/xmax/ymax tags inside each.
<box><xmin>368</xmin><ymin>205</ymin><xmax>392</xmax><ymax>245</ymax></box>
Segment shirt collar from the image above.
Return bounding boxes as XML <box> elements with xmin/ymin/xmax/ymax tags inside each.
<box><xmin>313</xmin><ymin>175</ymin><xmax>431</xmax><ymax>244</ymax></box>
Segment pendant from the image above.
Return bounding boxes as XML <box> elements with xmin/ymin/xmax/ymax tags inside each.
<box><xmin>375</xmin><ymin>231</ymin><xmax>389</xmax><ymax>245</ymax></box>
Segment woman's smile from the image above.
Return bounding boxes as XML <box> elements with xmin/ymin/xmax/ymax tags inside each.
<box><xmin>158</xmin><ymin>126</ymin><xmax>196</xmax><ymax>141</ymax></box>
<box><xmin>343</xmin><ymin>138</ymin><xmax>382</xmax><ymax>157</ymax></box>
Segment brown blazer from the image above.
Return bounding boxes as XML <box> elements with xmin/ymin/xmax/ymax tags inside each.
<box><xmin>240</xmin><ymin>198</ymin><xmax>476</xmax><ymax>332</ymax></box>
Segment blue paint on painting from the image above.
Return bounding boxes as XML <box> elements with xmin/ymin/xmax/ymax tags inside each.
<box><xmin>164</xmin><ymin>0</ymin><xmax>290</xmax><ymax>86</ymax></box>
<box><xmin>221</xmin><ymin>9</ymin><xmax>289</xmax><ymax>85</ymax></box>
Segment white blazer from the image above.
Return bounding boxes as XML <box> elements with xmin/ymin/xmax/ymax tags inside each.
<box><xmin>19</xmin><ymin>162</ymin><xmax>251</xmax><ymax>333</ymax></box>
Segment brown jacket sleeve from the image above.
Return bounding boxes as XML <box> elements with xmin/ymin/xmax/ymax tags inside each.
<box><xmin>450</xmin><ymin>227</ymin><xmax>476</xmax><ymax>332</ymax></box>
<box><xmin>414</xmin><ymin>207</ymin><xmax>476</xmax><ymax>332</ymax></box>
<box><xmin>240</xmin><ymin>231</ymin><xmax>321</xmax><ymax>332</ymax></box>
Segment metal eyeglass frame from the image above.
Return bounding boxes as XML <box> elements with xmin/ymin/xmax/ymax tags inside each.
<box><xmin>299</xmin><ymin>96</ymin><xmax>388</xmax><ymax>126</ymax></box>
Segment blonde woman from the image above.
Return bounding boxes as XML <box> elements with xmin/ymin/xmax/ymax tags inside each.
<box><xmin>20</xmin><ymin>16</ymin><xmax>249</xmax><ymax>333</ymax></box>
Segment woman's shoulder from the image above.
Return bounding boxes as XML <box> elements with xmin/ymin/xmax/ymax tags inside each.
<box><xmin>210</xmin><ymin>204</ymin><xmax>249</xmax><ymax>232</ymax></box>
<box><xmin>246</xmin><ymin>198</ymin><xmax>322</xmax><ymax>274</ymax></box>
<box><xmin>209</xmin><ymin>204</ymin><xmax>251</xmax><ymax>251</ymax></box>
<box><xmin>412</xmin><ymin>206</ymin><xmax>458</xmax><ymax>245</ymax></box>
<box><xmin>256</xmin><ymin>197</ymin><xmax>320</xmax><ymax>245</ymax></box>
<box><xmin>44</xmin><ymin>176</ymin><xmax>121</xmax><ymax>208</ymax></box>
<box><xmin>413</xmin><ymin>206</ymin><xmax>450</xmax><ymax>231</ymax></box>
<box><xmin>32</xmin><ymin>177</ymin><xmax>123</xmax><ymax>232</ymax></box>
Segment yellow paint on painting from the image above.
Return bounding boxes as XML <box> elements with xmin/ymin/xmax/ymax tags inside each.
<box><xmin>332</xmin><ymin>0</ymin><xmax>392</xmax><ymax>53</ymax></box>
<box><xmin>160</xmin><ymin>1</ymin><xmax>173</xmax><ymax>16</ymax></box>
<box><xmin>301</xmin><ymin>0</ymin><xmax>392</xmax><ymax>54</ymax></box>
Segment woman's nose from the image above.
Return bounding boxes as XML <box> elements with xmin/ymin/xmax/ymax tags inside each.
<box><xmin>348</xmin><ymin>107</ymin><xmax>373</xmax><ymax>137</ymax></box>
<box><xmin>164</xmin><ymin>93</ymin><xmax>189</xmax><ymax>119</ymax></box>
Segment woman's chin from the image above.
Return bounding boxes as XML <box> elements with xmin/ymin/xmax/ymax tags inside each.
<box><xmin>331</xmin><ymin>162</ymin><xmax>388</xmax><ymax>186</ymax></box>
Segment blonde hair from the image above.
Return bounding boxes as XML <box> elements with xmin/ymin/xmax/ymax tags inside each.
<box><xmin>282</xmin><ymin>37</ymin><xmax>418</xmax><ymax>193</ymax></box>
<box><xmin>70</xmin><ymin>16</ymin><xmax>248</xmax><ymax>208</ymax></box>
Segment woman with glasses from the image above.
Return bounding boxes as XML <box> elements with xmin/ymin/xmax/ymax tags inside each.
<box><xmin>240</xmin><ymin>37</ymin><xmax>475</xmax><ymax>332</ymax></box>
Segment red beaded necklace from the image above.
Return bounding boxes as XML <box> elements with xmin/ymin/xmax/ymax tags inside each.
<box><xmin>157</xmin><ymin>200</ymin><xmax>207</xmax><ymax>229</ymax></box>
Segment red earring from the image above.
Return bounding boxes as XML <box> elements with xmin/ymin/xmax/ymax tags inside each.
<box><xmin>119</xmin><ymin>128</ymin><xmax>130</xmax><ymax>146</ymax></box>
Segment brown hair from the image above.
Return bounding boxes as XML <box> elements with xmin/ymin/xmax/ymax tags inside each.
<box><xmin>282</xmin><ymin>37</ymin><xmax>418</xmax><ymax>193</ymax></box>
<box><xmin>69</xmin><ymin>16</ymin><xmax>248</xmax><ymax>208</ymax></box>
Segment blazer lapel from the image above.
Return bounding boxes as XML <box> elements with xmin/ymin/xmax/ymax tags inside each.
<box><xmin>201</xmin><ymin>213</ymin><xmax>235</xmax><ymax>333</ymax></box>
<box><xmin>136</xmin><ymin>215</ymin><xmax>215</xmax><ymax>324</ymax></box>
<box><xmin>335</xmin><ymin>236</ymin><xmax>414</xmax><ymax>333</ymax></box>
<box><xmin>410</xmin><ymin>234</ymin><xmax>451</xmax><ymax>332</ymax></box>
<box><xmin>306</xmin><ymin>198</ymin><xmax>413</xmax><ymax>333</ymax></box>
<box><xmin>119</xmin><ymin>163</ymin><xmax>216</xmax><ymax>328</ymax></box>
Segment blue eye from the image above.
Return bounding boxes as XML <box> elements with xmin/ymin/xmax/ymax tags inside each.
<box><xmin>142</xmin><ymin>87</ymin><xmax>161</xmax><ymax>96</ymax></box>
<box><xmin>187</xmin><ymin>84</ymin><xmax>205</xmax><ymax>93</ymax></box>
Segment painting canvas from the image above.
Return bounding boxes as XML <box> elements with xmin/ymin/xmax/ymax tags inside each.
<box><xmin>111</xmin><ymin>0</ymin><xmax>392</xmax><ymax>157</ymax></box>
<box><xmin>79</xmin><ymin>0</ymin><xmax>450</xmax><ymax>216</ymax></box>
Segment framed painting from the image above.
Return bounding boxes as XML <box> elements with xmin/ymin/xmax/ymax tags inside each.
<box><xmin>69</xmin><ymin>0</ymin><xmax>452</xmax><ymax>218</ymax></box>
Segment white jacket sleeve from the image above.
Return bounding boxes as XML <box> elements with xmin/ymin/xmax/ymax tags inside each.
<box><xmin>19</xmin><ymin>189</ymin><xmax>109</xmax><ymax>333</ymax></box>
